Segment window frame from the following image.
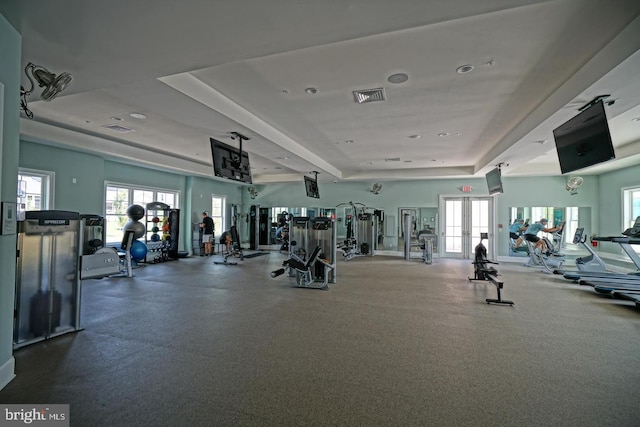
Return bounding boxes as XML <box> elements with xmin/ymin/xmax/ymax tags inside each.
<box><xmin>104</xmin><ymin>181</ymin><xmax>180</xmax><ymax>244</ymax></box>
<box><xmin>17</xmin><ymin>168</ymin><xmax>55</xmax><ymax>218</ymax></box>
<box><xmin>210</xmin><ymin>194</ymin><xmax>226</xmax><ymax>235</ymax></box>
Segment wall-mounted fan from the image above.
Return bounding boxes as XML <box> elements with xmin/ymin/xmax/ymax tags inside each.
<box><xmin>371</xmin><ymin>183</ymin><xmax>383</xmax><ymax>195</ymax></box>
<box><xmin>248</xmin><ymin>186</ymin><xmax>258</xmax><ymax>199</ymax></box>
<box><xmin>566</xmin><ymin>176</ymin><xmax>584</xmax><ymax>195</ymax></box>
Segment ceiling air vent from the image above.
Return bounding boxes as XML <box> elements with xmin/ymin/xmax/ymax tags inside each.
<box><xmin>102</xmin><ymin>124</ymin><xmax>136</xmax><ymax>133</ymax></box>
<box><xmin>353</xmin><ymin>88</ymin><xmax>385</xmax><ymax>104</ymax></box>
<box><xmin>385</xmin><ymin>158</ymin><xmax>401</xmax><ymax>162</ymax></box>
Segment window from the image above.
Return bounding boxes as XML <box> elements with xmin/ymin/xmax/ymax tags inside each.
<box><xmin>564</xmin><ymin>207</ymin><xmax>579</xmax><ymax>245</ymax></box>
<box><xmin>623</xmin><ymin>187</ymin><xmax>640</xmax><ymax>229</ymax></box>
<box><xmin>211</xmin><ymin>195</ymin><xmax>226</xmax><ymax>235</ymax></box>
<box><xmin>105</xmin><ymin>182</ymin><xmax>180</xmax><ymax>243</ymax></box>
<box><xmin>623</xmin><ymin>187</ymin><xmax>640</xmax><ymax>255</ymax></box>
<box><xmin>17</xmin><ymin>169</ymin><xmax>54</xmax><ymax>219</ymax></box>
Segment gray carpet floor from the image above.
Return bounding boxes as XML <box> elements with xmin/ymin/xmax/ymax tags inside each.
<box><xmin>1</xmin><ymin>252</ymin><xmax>639</xmax><ymax>426</ymax></box>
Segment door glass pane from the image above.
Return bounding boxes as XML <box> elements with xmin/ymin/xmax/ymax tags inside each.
<box><xmin>445</xmin><ymin>200</ymin><xmax>462</xmax><ymax>253</ymax></box>
<box><xmin>471</xmin><ymin>199</ymin><xmax>490</xmax><ymax>254</ymax></box>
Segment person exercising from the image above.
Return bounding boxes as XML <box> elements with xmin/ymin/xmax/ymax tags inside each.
<box><xmin>199</xmin><ymin>211</ymin><xmax>215</xmax><ymax>256</ymax></box>
<box><xmin>509</xmin><ymin>219</ymin><xmax>526</xmax><ymax>241</ymax></box>
<box><xmin>520</xmin><ymin>218</ymin><xmax>563</xmax><ymax>254</ymax></box>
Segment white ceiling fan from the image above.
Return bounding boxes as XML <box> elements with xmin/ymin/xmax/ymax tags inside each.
<box><xmin>566</xmin><ymin>176</ymin><xmax>584</xmax><ymax>195</ymax></box>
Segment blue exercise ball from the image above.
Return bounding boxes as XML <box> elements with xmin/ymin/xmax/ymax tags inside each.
<box><xmin>126</xmin><ymin>204</ymin><xmax>145</xmax><ymax>221</ymax></box>
<box><xmin>130</xmin><ymin>240</ymin><xmax>148</xmax><ymax>261</ymax></box>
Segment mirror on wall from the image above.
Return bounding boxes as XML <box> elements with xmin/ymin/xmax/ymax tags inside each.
<box><xmin>507</xmin><ymin>206</ymin><xmax>591</xmax><ymax>256</ymax></box>
<box><xmin>395</xmin><ymin>207</ymin><xmax>438</xmax><ymax>252</ymax></box>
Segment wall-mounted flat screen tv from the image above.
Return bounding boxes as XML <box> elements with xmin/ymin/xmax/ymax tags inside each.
<box><xmin>552</xmin><ymin>101</ymin><xmax>615</xmax><ymax>174</ymax></box>
<box><xmin>304</xmin><ymin>176</ymin><xmax>320</xmax><ymax>199</ymax></box>
<box><xmin>486</xmin><ymin>167</ymin><xmax>503</xmax><ymax>195</ymax></box>
<box><xmin>210</xmin><ymin>137</ymin><xmax>252</xmax><ymax>184</ymax></box>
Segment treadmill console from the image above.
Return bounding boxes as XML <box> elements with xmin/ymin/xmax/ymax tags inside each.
<box><xmin>573</xmin><ymin>227</ymin><xmax>585</xmax><ymax>244</ymax></box>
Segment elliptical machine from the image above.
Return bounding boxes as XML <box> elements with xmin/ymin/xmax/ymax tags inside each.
<box><xmin>573</xmin><ymin>227</ymin><xmax>607</xmax><ymax>272</ymax></box>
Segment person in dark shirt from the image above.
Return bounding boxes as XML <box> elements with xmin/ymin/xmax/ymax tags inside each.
<box><xmin>199</xmin><ymin>211</ymin><xmax>215</xmax><ymax>256</ymax></box>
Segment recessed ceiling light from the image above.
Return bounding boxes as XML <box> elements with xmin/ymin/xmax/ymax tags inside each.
<box><xmin>532</xmin><ymin>140</ymin><xmax>547</xmax><ymax>145</ymax></box>
<box><xmin>632</xmin><ymin>117</ymin><xmax>640</xmax><ymax>122</ymax></box>
<box><xmin>438</xmin><ymin>132</ymin><xmax>449</xmax><ymax>137</ymax></box>
<box><xmin>387</xmin><ymin>73</ymin><xmax>409</xmax><ymax>84</ymax></box>
<box><xmin>345</xmin><ymin>140</ymin><xmax>354</xmax><ymax>144</ymax></box>
<box><xmin>305</xmin><ymin>87</ymin><xmax>319</xmax><ymax>95</ymax></box>
<box><xmin>456</xmin><ymin>64</ymin><xmax>474</xmax><ymax>74</ymax></box>
<box><xmin>408</xmin><ymin>134</ymin><xmax>421</xmax><ymax>139</ymax></box>
<box><xmin>110</xmin><ymin>116</ymin><xmax>123</xmax><ymax>121</ymax></box>
<box><xmin>281</xmin><ymin>89</ymin><xmax>289</xmax><ymax>94</ymax></box>
<box><xmin>276</xmin><ymin>156</ymin><xmax>290</xmax><ymax>160</ymax></box>
<box><xmin>129</xmin><ymin>112</ymin><xmax>147</xmax><ymax>119</ymax></box>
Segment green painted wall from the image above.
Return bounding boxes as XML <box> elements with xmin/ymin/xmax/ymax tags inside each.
<box><xmin>20</xmin><ymin>140</ymin><xmax>105</xmax><ymax>213</ymax></box>
<box><xmin>596</xmin><ymin>163</ymin><xmax>640</xmax><ymax>256</ymax></box>
<box><xmin>0</xmin><ymin>11</ymin><xmax>20</xmax><ymax>389</ymax></box>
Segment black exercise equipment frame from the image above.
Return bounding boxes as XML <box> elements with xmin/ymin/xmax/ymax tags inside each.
<box><xmin>468</xmin><ymin>232</ymin><xmax>514</xmax><ymax>306</ymax></box>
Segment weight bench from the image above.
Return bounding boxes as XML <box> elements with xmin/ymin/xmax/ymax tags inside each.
<box><xmin>272</xmin><ymin>245</ymin><xmax>332</xmax><ymax>290</ymax></box>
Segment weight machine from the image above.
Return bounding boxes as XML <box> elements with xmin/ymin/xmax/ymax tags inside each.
<box><xmin>337</xmin><ymin>202</ymin><xmax>381</xmax><ymax>261</ymax></box>
<box><xmin>271</xmin><ymin>216</ymin><xmax>337</xmax><ymax>290</ymax></box>
<box><xmin>403</xmin><ymin>213</ymin><xmax>436</xmax><ymax>264</ymax></box>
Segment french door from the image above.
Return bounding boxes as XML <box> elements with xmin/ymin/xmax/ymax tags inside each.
<box><xmin>440</xmin><ymin>196</ymin><xmax>494</xmax><ymax>259</ymax></box>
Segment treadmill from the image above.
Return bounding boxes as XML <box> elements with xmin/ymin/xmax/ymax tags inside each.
<box><xmin>562</xmin><ymin>217</ymin><xmax>640</xmax><ymax>282</ymax></box>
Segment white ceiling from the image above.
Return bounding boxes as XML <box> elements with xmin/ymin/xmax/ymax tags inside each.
<box><xmin>3</xmin><ymin>0</ymin><xmax>640</xmax><ymax>185</ymax></box>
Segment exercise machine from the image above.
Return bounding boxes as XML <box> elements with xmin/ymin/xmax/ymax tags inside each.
<box><xmin>271</xmin><ymin>216</ymin><xmax>337</xmax><ymax>289</ymax></box>
<box><xmin>419</xmin><ymin>232</ymin><xmax>437</xmax><ymax>264</ymax></box>
<box><xmin>214</xmin><ymin>225</ymin><xmax>243</xmax><ymax>265</ymax></box>
<box><xmin>79</xmin><ymin>214</ymin><xmax>121</xmax><ymax>280</ymax></box>
<box><xmin>403</xmin><ymin>213</ymin><xmax>436</xmax><ymax>264</ymax></box>
<box><xmin>336</xmin><ymin>202</ymin><xmax>381</xmax><ymax>261</ymax></box>
<box><xmin>523</xmin><ymin>222</ymin><xmax>565</xmax><ymax>273</ymax></box>
<box><xmin>561</xmin><ymin>217</ymin><xmax>640</xmax><ymax>281</ymax></box>
<box><xmin>553</xmin><ymin>227</ymin><xmax>606</xmax><ymax>275</ymax></box>
<box><xmin>509</xmin><ymin>218</ymin><xmax>530</xmax><ymax>257</ymax></box>
<box><xmin>14</xmin><ymin>211</ymin><xmax>84</xmax><ymax>348</ymax></box>
<box><xmin>271</xmin><ymin>246</ymin><xmax>332</xmax><ymax>290</ymax></box>
<box><xmin>468</xmin><ymin>233</ymin><xmax>514</xmax><ymax>305</ymax></box>
<box><xmin>288</xmin><ymin>216</ymin><xmax>310</xmax><ymax>265</ymax></box>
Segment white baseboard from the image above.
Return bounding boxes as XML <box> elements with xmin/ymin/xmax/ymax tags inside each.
<box><xmin>0</xmin><ymin>356</ymin><xmax>15</xmax><ymax>391</ymax></box>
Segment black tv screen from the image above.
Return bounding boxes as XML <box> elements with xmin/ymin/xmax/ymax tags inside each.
<box><xmin>486</xmin><ymin>167</ymin><xmax>503</xmax><ymax>195</ymax></box>
<box><xmin>304</xmin><ymin>176</ymin><xmax>320</xmax><ymax>199</ymax></box>
<box><xmin>552</xmin><ymin>101</ymin><xmax>615</xmax><ymax>174</ymax></box>
<box><xmin>210</xmin><ymin>138</ymin><xmax>252</xmax><ymax>184</ymax></box>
